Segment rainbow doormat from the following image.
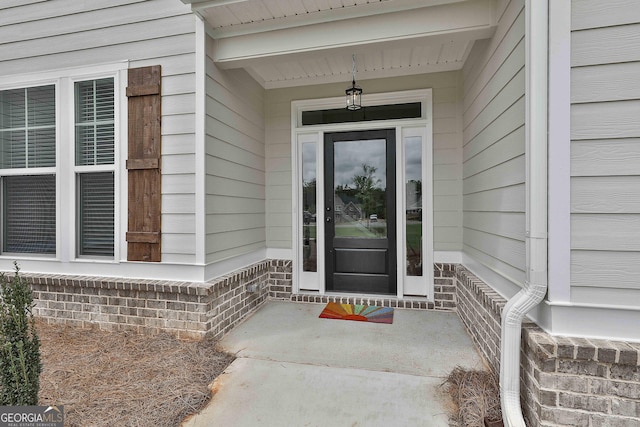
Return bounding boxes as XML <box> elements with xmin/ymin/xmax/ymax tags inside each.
<box><xmin>319</xmin><ymin>302</ymin><xmax>394</xmax><ymax>324</ymax></box>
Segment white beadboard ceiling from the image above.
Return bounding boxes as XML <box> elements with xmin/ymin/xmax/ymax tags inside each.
<box><xmin>182</xmin><ymin>0</ymin><xmax>497</xmax><ymax>88</ymax></box>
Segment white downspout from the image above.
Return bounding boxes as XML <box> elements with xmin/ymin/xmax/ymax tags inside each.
<box><xmin>500</xmin><ymin>1</ymin><xmax>548</xmax><ymax>426</ymax></box>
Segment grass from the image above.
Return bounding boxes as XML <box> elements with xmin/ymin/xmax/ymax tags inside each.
<box><xmin>335</xmin><ymin>224</ymin><xmax>384</xmax><ymax>238</ymax></box>
<box><xmin>303</xmin><ymin>224</ymin><xmax>316</xmax><ymax>239</ymax></box>
<box><xmin>406</xmin><ymin>222</ymin><xmax>422</xmax><ymax>252</ymax></box>
<box><xmin>37</xmin><ymin>321</ymin><xmax>234</xmax><ymax>427</ymax></box>
<box><xmin>305</xmin><ymin>222</ymin><xmax>422</xmax><ymax>248</ymax></box>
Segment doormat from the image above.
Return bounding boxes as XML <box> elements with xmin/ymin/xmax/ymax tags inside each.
<box><xmin>319</xmin><ymin>302</ymin><xmax>394</xmax><ymax>324</ymax></box>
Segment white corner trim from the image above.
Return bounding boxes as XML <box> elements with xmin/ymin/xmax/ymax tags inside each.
<box><xmin>195</xmin><ymin>16</ymin><xmax>208</xmax><ymax>266</ymax></box>
<box><xmin>547</xmin><ymin>0</ymin><xmax>571</xmax><ymax>304</ymax></box>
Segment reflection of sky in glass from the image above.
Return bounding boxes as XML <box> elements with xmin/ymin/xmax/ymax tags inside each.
<box><xmin>405</xmin><ymin>137</ymin><xmax>422</xmax><ymax>181</ymax></box>
<box><xmin>334</xmin><ymin>139</ymin><xmax>386</xmax><ymax>188</ymax></box>
<box><xmin>302</xmin><ymin>142</ymin><xmax>316</xmax><ymax>183</ymax></box>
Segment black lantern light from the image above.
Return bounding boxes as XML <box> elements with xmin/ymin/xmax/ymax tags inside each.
<box><xmin>346</xmin><ymin>54</ymin><xmax>362</xmax><ymax>111</ymax></box>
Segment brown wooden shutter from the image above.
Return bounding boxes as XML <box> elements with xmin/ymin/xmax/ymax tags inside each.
<box><xmin>126</xmin><ymin>65</ymin><xmax>161</xmax><ymax>262</ymax></box>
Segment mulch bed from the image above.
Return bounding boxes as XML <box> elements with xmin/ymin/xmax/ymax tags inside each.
<box><xmin>37</xmin><ymin>321</ymin><xmax>234</xmax><ymax>427</ymax></box>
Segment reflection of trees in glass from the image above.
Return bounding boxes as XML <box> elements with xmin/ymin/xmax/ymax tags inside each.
<box><xmin>406</xmin><ymin>179</ymin><xmax>422</xmax><ymax>221</ymax></box>
<box><xmin>407</xmin><ymin>179</ymin><xmax>422</xmax><ymax>194</ymax></box>
<box><xmin>353</xmin><ymin>164</ymin><xmax>379</xmax><ymax>222</ymax></box>
<box><xmin>339</xmin><ymin>164</ymin><xmax>386</xmax><ymax>234</ymax></box>
<box><xmin>406</xmin><ymin>179</ymin><xmax>422</xmax><ymax>276</ymax></box>
<box><xmin>303</xmin><ymin>178</ymin><xmax>316</xmax><ymax>215</ymax></box>
<box><xmin>302</xmin><ymin>178</ymin><xmax>317</xmax><ymax>271</ymax></box>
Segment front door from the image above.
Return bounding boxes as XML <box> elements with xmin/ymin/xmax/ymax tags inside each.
<box><xmin>324</xmin><ymin>129</ymin><xmax>396</xmax><ymax>294</ymax></box>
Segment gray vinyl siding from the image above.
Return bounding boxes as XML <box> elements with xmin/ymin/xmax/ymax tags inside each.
<box><xmin>205</xmin><ymin>37</ymin><xmax>266</xmax><ymax>264</ymax></box>
<box><xmin>265</xmin><ymin>71</ymin><xmax>463</xmax><ymax>251</ymax></box>
<box><xmin>461</xmin><ymin>0</ymin><xmax>526</xmax><ymax>288</ymax></box>
<box><xmin>0</xmin><ymin>0</ymin><xmax>198</xmax><ymax>264</ymax></box>
<box><xmin>570</xmin><ymin>0</ymin><xmax>640</xmax><ymax>306</ymax></box>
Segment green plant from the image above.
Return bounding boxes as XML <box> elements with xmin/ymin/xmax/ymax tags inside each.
<box><xmin>0</xmin><ymin>262</ymin><xmax>41</xmax><ymax>405</ymax></box>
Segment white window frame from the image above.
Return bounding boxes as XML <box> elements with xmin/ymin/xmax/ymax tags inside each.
<box><xmin>0</xmin><ymin>84</ymin><xmax>57</xmax><ymax>257</ymax></box>
<box><xmin>291</xmin><ymin>89</ymin><xmax>434</xmax><ymax>299</ymax></box>
<box><xmin>400</xmin><ymin>126</ymin><xmax>434</xmax><ymax>298</ymax></box>
<box><xmin>0</xmin><ymin>62</ymin><xmax>127</xmax><ymax>263</ymax></box>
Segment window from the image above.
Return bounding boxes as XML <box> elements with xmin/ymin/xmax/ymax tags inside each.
<box><xmin>75</xmin><ymin>78</ymin><xmax>115</xmax><ymax>257</ymax></box>
<box><xmin>0</xmin><ymin>71</ymin><xmax>118</xmax><ymax>259</ymax></box>
<box><xmin>301</xmin><ymin>102</ymin><xmax>421</xmax><ymax>126</ymax></box>
<box><xmin>0</xmin><ymin>85</ymin><xmax>56</xmax><ymax>254</ymax></box>
<box><xmin>3</xmin><ymin>175</ymin><xmax>56</xmax><ymax>254</ymax></box>
<box><xmin>75</xmin><ymin>79</ymin><xmax>115</xmax><ymax>166</ymax></box>
<box><xmin>301</xmin><ymin>142</ymin><xmax>317</xmax><ymax>272</ymax></box>
<box><xmin>77</xmin><ymin>172</ymin><xmax>114</xmax><ymax>256</ymax></box>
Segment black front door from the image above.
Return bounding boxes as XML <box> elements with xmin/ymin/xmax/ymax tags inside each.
<box><xmin>324</xmin><ymin>129</ymin><xmax>396</xmax><ymax>294</ymax></box>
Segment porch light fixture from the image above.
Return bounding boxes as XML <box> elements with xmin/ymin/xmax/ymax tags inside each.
<box><xmin>346</xmin><ymin>54</ymin><xmax>363</xmax><ymax>111</ymax></box>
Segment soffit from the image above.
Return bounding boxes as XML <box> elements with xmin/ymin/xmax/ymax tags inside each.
<box><xmin>182</xmin><ymin>0</ymin><xmax>497</xmax><ymax>88</ymax></box>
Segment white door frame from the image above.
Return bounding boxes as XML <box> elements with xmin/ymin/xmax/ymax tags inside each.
<box><xmin>291</xmin><ymin>89</ymin><xmax>434</xmax><ymax>300</ymax></box>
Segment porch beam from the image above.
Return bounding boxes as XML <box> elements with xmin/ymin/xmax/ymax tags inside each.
<box><xmin>181</xmin><ymin>0</ymin><xmax>250</xmax><ymax>9</ymax></box>
<box><xmin>258</xmin><ymin>58</ymin><xmax>471</xmax><ymax>89</ymax></box>
<box><xmin>203</xmin><ymin>0</ymin><xmax>471</xmax><ymax>39</ymax></box>
<box><xmin>210</xmin><ymin>0</ymin><xmax>496</xmax><ymax>69</ymax></box>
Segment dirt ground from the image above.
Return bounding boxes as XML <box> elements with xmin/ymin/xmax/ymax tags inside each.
<box><xmin>37</xmin><ymin>321</ymin><xmax>234</xmax><ymax>427</ymax></box>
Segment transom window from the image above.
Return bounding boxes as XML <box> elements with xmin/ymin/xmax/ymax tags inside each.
<box><xmin>301</xmin><ymin>102</ymin><xmax>422</xmax><ymax>126</ymax></box>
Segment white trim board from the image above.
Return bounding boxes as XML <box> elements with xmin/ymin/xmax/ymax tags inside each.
<box><xmin>543</xmin><ymin>301</ymin><xmax>640</xmax><ymax>343</ymax></box>
<box><xmin>547</xmin><ymin>0</ymin><xmax>571</xmax><ymax>304</ymax></box>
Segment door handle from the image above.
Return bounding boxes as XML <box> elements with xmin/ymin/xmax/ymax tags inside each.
<box><xmin>326</xmin><ymin>217</ymin><xmax>332</xmax><ymax>223</ymax></box>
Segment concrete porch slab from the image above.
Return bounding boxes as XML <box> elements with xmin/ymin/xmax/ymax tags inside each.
<box><xmin>217</xmin><ymin>300</ymin><xmax>483</xmax><ymax>377</ymax></box>
<box><xmin>185</xmin><ymin>357</ymin><xmax>453</xmax><ymax>427</ymax></box>
<box><xmin>183</xmin><ymin>301</ymin><xmax>484</xmax><ymax>427</ymax></box>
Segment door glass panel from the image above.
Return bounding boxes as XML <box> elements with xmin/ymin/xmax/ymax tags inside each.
<box><xmin>333</xmin><ymin>139</ymin><xmax>386</xmax><ymax>239</ymax></box>
<box><xmin>405</xmin><ymin>136</ymin><xmax>422</xmax><ymax>276</ymax></box>
<box><xmin>302</xmin><ymin>142</ymin><xmax>317</xmax><ymax>272</ymax></box>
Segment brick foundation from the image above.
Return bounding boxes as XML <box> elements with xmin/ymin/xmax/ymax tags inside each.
<box><xmin>455</xmin><ymin>265</ymin><xmax>640</xmax><ymax>427</ymax></box>
<box><xmin>29</xmin><ymin>259</ymin><xmax>292</xmax><ymax>340</ymax></box>
<box><xmin>289</xmin><ymin>263</ymin><xmax>458</xmax><ymax>311</ymax></box>
<box><xmin>521</xmin><ymin>326</ymin><xmax>640</xmax><ymax>427</ymax></box>
<box><xmin>28</xmin><ymin>261</ymin><xmax>455</xmax><ymax>339</ymax></box>
<box><xmin>455</xmin><ymin>265</ymin><xmax>506</xmax><ymax>374</ymax></box>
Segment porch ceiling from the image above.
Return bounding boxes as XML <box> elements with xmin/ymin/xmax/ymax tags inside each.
<box><xmin>181</xmin><ymin>0</ymin><xmax>497</xmax><ymax>88</ymax></box>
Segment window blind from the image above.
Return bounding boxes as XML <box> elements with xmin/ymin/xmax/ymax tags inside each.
<box><xmin>75</xmin><ymin>79</ymin><xmax>115</xmax><ymax>166</ymax></box>
<box><xmin>3</xmin><ymin>175</ymin><xmax>56</xmax><ymax>254</ymax></box>
<box><xmin>75</xmin><ymin>78</ymin><xmax>115</xmax><ymax>258</ymax></box>
<box><xmin>77</xmin><ymin>172</ymin><xmax>114</xmax><ymax>256</ymax></box>
<box><xmin>0</xmin><ymin>85</ymin><xmax>56</xmax><ymax>168</ymax></box>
